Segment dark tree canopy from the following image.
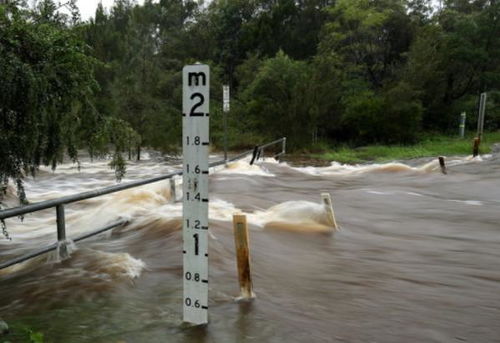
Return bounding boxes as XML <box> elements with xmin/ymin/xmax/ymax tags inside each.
<box><xmin>79</xmin><ymin>0</ymin><xmax>499</xmax><ymax>151</ymax></box>
<box><xmin>0</xmin><ymin>2</ymin><xmax>137</xmax><ymax>202</ymax></box>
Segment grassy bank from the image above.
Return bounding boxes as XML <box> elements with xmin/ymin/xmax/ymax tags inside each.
<box><xmin>313</xmin><ymin>132</ymin><xmax>500</xmax><ymax>164</ymax></box>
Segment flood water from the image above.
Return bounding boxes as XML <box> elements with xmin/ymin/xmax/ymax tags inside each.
<box><xmin>1</xmin><ymin>149</ymin><xmax>500</xmax><ymax>342</ymax></box>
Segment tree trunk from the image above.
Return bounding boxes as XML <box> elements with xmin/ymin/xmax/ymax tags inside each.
<box><xmin>136</xmin><ymin>145</ymin><xmax>141</xmax><ymax>161</ymax></box>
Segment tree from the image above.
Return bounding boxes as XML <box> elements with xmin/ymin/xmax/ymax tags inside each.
<box><xmin>0</xmin><ymin>2</ymin><xmax>137</xmax><ymax>203</ymax></box>
<box><xmin>404</xmin><ymin>0</ymin><xmax>500</xmax><ymax>130</ymax></box>
<box><xmin>239</xmin><ymin>51</ymin><xmax>317</xmax><ymax>149</ymax></box>
<box><xmin>315</xmin><ymin>0</ymin><xmax>421</xmax><ymax>144</ymax></box>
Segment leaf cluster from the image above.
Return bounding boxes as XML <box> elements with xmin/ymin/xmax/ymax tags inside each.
<box><xmin>0</xmin><ymin>2</ymin><xmax>139</xmax><ymax>203</ymax></box>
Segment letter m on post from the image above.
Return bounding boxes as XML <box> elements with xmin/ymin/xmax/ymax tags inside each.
<box><xmin>188</xmin><ymin>72</ymin><xmax>207</xmax><ymax>86</ymax></box>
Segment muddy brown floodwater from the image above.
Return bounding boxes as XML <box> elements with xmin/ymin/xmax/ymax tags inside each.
<box><xmin>1</xmin><ymin>151</ymin><xmax>500</xmax><ymax>342</ymax></box>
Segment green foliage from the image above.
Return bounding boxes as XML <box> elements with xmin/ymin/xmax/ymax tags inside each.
<box><xmin>0</xmin><ymin>2</ymin><xmax>139</xmax><ymax>202</ymax></box>
<box><xmin>316</xmin><ymin>131</ymin><xmax>500</xmax><ymax>164</ymax></box>
<box><xmin>239</xmin><ymin>51</ymin><xmax>317</xmax><ymax>149</ymax></box>
<box><xmin>0</xmin><ymin>320</ymin><xmax>45</xmax><ymax>343</ymax></box>
<box><xmin>381</xmin><ymin>82</ymin><xmax>423</xmax><ymax>143</ymax></box>
<box><xmin>320</xmin><ymin>0</ymin><xmax>413</xmax><ymax>88</ymax></box>
<box><xmin>338</xmin><ymin>81</ymin><xmax>422</xmax><ymax>144</ymax></box>
<box><xmin>76</xmin><ymin>0</ymin><xmax>500</xmax><ymax>155</ymax></box>
<box><xmin>484</xmin><ymin>91</ymin><xmax>500</xmax><ymax>131</ymax></box>
<box><xmin>341</xmin><ymin>90</ymin><xmax>387</xmax><ymax>143</ymax></box>
<box><xmin>3</xmin><ymin>0</ymin><xmax>500</xmax><ymax>186</ymax></box>
<box><xmin>28</xmin><ymin>330</ymin><xmax>44</xmax><ymax>343</ymax></box>
<box><xmin>403</xmin><ymin>0</ymin><xmax>500</xmax><ymax>130</ymax></box>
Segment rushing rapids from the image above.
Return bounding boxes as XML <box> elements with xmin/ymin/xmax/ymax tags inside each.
<box><xmin>1</xmin><ymin>151</ymin><xmax>500</xmax><ymax>342</ymax></box>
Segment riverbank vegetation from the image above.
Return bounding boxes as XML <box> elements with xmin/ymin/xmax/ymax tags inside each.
<box><xmin>1</xmin><ymin>0</ymin><xmax>500</xmax><ymax>192</ymax></box>
<box><xmin>313</xmin><ymin>131</ymin><xmax>500</xmax><ymax>164</ymax></box>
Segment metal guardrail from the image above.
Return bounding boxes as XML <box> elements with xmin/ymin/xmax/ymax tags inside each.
<box><xmin>0</xmin><ymin>219</ymin><xmax>127</xmax><ymax>270</ymax></box>
<box><xmin>250</xmin><ymin>137</ymin><xmax>286</xmax><ymax>165</ymax></box>
<box><xmin>0</xmin><ymin>138</ymin><xmax>286</xmax><ymax>270</ymax></box>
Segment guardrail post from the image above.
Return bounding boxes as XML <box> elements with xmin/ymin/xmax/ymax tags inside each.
<box><xmin>282</xmin><ymin>137</ymin><xmax>286</xmax><ymax>155</ymax></box>
<box><xmin>56</xmin><ymin>204</ymin><xmax>66</xmax><ymax>241</ymax></box>
<box><xmin>169</xmin><ymin>178</ymin><xmax>176</xmax><ymax>202</ymax></box>
<box><xmin>56</xmin><ymin>204</ymin><xmax>68</xmax><ymax>259</ymax></box>
<box><xmin>249</xmin><ymin>146</ymin><xmax>259</xmax><ymax>165</ymax></box>
<box><xmin>233</xmin><ymin>214</ymin><xmax>254</xmax><ymax>300</ymax></box>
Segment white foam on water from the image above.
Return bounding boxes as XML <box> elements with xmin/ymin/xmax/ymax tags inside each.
<box><xmin>64</xmin><ymin>181</ymin><xmax>174</xmax><ymax>234</ymax></box>
<box><xmin>69</xmin><ymin>249</ymin><xmax>147</xmax><ymax>280</ymax></box>
<box><xmin>406</xmin><ymin>192</ymin><xmax>424</xmax><ymax>197</ymax></box>
<box><xmin>292</xmin><ymin>161</ymin><xmax>422</xmax><ymax>176</ymax></box>
<box><xmin>0</xmin><ymin>246</ymin><xmax>146</xmax><ymax>280</ymax></box>
<box><xmin>218</xmin><ymin>160</ymin><xmax>275</xmax><ymax>177</ymax></box>
<box><xmin>102</xmin><ymin>251</ymin><xmax>146</xmax><ymax>279</ymax></box>
<box><xmin>209</xmin><ymin>198</ymin><xmax>242</xmax><ymax>221</ymax></box>
<box><xmin>245</xmin><ymin>200</ymin><xmax>336</xmax><ymax>231</ymax></box>
<box><xmin>49</xmin><ymin>239</ymin><xmax>78</xmax><ymax>263</ymax></box>
<box><xmin>290</xmin><ymin>154</ymin><xmax>492</xmax><ymax>177</ymax></box>
<box><xmin>259</xmin><ymin>157</ymin><xmax>281</xmax><ymax>164</ymax></box>
<box><xmin>0</xmin><ymin>180</ymin><xmax>176</xmax><ymax>244</ymax></box>
<box><xmin>140</xmin><ymin>151</ymin><xmax>151</xmax><ymax>160</ymax></box>
<box><xmin>365</xmin><ymin>190</ymin><xmax>394</xmax><ymax>195</ymax></box>
<box><xmin>448</xmin><ymin>199</ymin><xmax>483</xmax><ymax>206</ymax></box>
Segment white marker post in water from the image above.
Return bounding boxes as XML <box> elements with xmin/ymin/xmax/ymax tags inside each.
<box><xmin>223</xmin><ymin>85</ymin><xmax>230</xmax><ymax>161</ymax></box>
<box><xmin>182</xmin><ymin>64</ymin><xmax>210</xmax><ymax>325</ymax></box>
<box><xmin>477</xmin><ymin>92</ymin><xmax>487</xmax><ymax>139</ymax></box>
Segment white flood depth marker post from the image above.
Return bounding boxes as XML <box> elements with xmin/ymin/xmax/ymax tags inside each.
<box><xmin>182</xmin><ymin>64</ymin><xmax>210</xmax><ymax>325</ymax></box>
<box><xmin>459</xmin><ymin>112</ymin><xmax>466</xmax><ymax>138</ymax></box>
<box><xmin>223</xmin><ymin>85</ymin><xmax>230</xmax><ymax>162</ymax></box>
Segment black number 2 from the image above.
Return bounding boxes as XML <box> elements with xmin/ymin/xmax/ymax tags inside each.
<box><xmin>190</xmin><ymin>93</ymin><xmax>204</xmax><ymax>116</ymax></box>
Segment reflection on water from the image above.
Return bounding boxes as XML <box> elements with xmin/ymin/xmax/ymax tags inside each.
<box><xmin>1</xmin><ymin>152</ymin><xmax>500</xmax><ymax>342</ymax></box>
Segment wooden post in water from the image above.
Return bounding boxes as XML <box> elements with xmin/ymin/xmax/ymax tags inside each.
<box><xmin>321</xmin><ymin>193</ymin><xmax>338</xmax><ymax>231</ymax></box>
<box><xmin>232</xmin><ymin>214</ymin><xmax>254</xmax><ymax>300</ymax></box>
<box><xmin>473</xmin><ymin>137</ymin><xmax>480</xmax><ymax>157</ymax></box>
<box><xmin>438</xmin><ymin>156</ymin><xmax>447</xmax><ymax>175</ymax></box>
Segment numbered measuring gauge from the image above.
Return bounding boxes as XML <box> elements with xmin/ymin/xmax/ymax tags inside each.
<box><xmin>182</xmin><ymin>64</ymin><xmax>210</xmax><ymax>325</ymax></box>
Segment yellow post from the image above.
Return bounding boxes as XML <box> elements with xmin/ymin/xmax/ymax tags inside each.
<box><xmin>321</xmin><ymin>193</ymin><xmax>338</xmax><ymax>230</ymax></box>
<box><xmin>232</xmin><ymin>214</ymin><xmax>254</xmax><ymax>300</ymax></box>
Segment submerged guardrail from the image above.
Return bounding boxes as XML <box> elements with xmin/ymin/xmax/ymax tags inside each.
<box><xmin>0</xmin><ymin>137</ymin><xmax>286</xmax><ymax>270</ymax></box>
